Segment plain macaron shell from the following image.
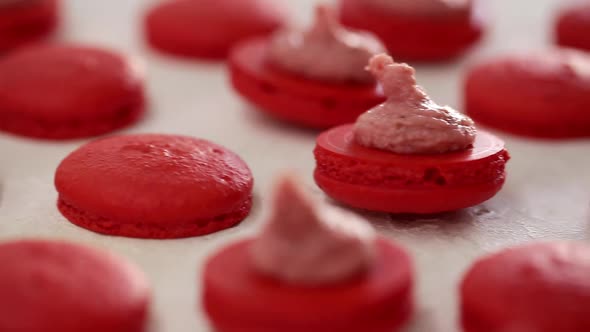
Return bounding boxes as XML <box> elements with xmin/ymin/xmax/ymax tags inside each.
<box><xmin>145</xmin><ymin>0</ymin><xmax>286</xmax><ymax>59</ymax></box>
<box><xmin>0</xmin><ymin>239</ymin><xmax>150</xmax><ymax>332</ymax></box>
<box><xmin>0</xmin><ymin>0</ymin><xmax>59</xmax><ymax>51</ymax></box>
<box><xmin>556</xmin><ymin>3</ymin><xmax>590</xmax><ymax>52</ymax></box>
<box><xmin>465</xmin><ymin>52</ymin><xmax>590</xmax><ymax>138</ymax></box>
<box><xmin>339</xmin><ymin>0</ymin><xmax>484</xmax><ymax>61</ymax></box>
<box><xmin>461</xmin><ymin>242</ymin><xmax>590</xmax><ymax>332</ymax></box>
<box><xmin>0</xmin><ymin>44</ymin><xmax>145</xmax><ymax>139</ymax></box>
<box><xmin>55</xmin><ymin>134</ymin><xmax>254</xmax><ymax>239</ymax></box>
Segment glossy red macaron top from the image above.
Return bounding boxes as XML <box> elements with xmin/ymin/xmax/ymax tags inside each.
<box><xmin>230</xmin><ymin>38</ymin><xmax>384</xmax><ymax>100</ymax></box>
<box><xmin>461</xmin><ymin>242</ymin><xmax>590</xmax><ymax>331</ymax></box>
<box><xmin>0</xmin><ymin>239</ymin><xmax>149</xmax><ymax>332</ymax></box>
<box><xmin>466</xmin><ymin>50</ymin><xmax>590</xmax><ymax>116</ymax></box>
<box><xmin>317</xmin><ymin>124</ymin><xmax>505</xmax><ymax>167</ymax></box>
<box><xmin>146</xmin><ymin>0</ymin><xmax>286</xmax><ymax>58</ymax></box>
<box><xmin>0</xmin><ymin>44</ymin><xmax>143</xmax><ymax>120</ymax></box>
<box><xmin>465</xmin><ymin>51</ymin><xmax>590</xmax><ymax>137</ymax></box>
<box><xmin>55</xmin><ymin>134</ymin><xmax>253</xmax><ymax>224</ymax></box>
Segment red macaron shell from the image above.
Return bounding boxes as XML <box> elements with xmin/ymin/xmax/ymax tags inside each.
<box><xmin>204</xmin><ymin>238</ymin><xmax>413</xmax><ymax>332</ymax></box>
<box><xmin>229</xmin><ymin>38</ymin><xmax>386</xmax><ymax>129</ymax></box>
<box><xmin>314</xmin><ymin>125</ymin><xmax>509</xmax><ymax>214</ymax></box>
<box><xmin>0</xmin><ymin>44</ymin><xmax>145</xmax><ymax>140</ymax></box>
<box><xmin>55</xmin><ymin>134</ymin><xmax>254</xmax><ymax>239</ymax></box>
<box><xmin>465</xmin><ymin>53</ymin><xmax>590</xmax><ymax>138</ymax></box>
<box><xmin>461</xmin><ymin>242</ymin><xmax>590</xmax><ymax>332</ymax></box>
<box><xmin>339</xmin><ymin>0</ymin><xmax>484</xmax><ymax>61</ymax></box>
<box><xmin>0</xmin><ymin>239</ymin><xmax>150</xmax><ymax>332</ymax></box>
<box><xmin>0</xmin><ymin>0</ymin><xmax>59</xmax><ymax>51</ymax></box>
<box><xmin>145</xmin><ymin>0</ymin><xmax>286</xmax><ymax>59</ymax></box>
<box><xmin>556</xmin><ymin>3</ymin><xmax>590</xmax><ymax>52</ymax></box>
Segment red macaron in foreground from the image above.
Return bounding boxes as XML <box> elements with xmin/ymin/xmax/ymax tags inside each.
<box><xmin>204</xmin><ymin>173</ymin><xmax>414</xmax><ymax>331</ymax></box>
<box><xmin>313</xmin><ymin>53</ymin><xmax>509</xmax><ymax>214</ymax></box>
<box><xmin>461</xmin><ymin>241</ymin><xmax>590</xmax><ymax>332</ymax></box>
<box><xmin>55</xmin><ymin>134</ymin><xmax>254</xmax><ymax>239</ymax></box>
<box><xmin>0</xmin><ymin>239</ymin><xmax>150</xmax><ymax>332</ymax></box>
<box><xmin>204</xmin><ymin>238</ymin><xmax>413</xmax><ymax>332</ymax></box>
<box><xmin>314</xmin><ymin>124</ymin><xmax>509</xmax><ymax>214</ymax></box>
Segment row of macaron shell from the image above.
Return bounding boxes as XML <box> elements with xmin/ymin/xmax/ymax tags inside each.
<box><xmin>2</xmin><ymin>202</ymin><xmax>588</xmax><ymax>331</ymax></box>
<box><xmin>1</xmin><ymin>0</ymin><xmax>589</xmax><ymax>142</ymax></box>
<box><xmin>4</xmin><ymin>0</ymin><xmax>590</xmax><ymax>60</ymax></box>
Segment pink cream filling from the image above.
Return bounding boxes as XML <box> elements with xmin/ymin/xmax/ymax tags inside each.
<box><xmin>250</xmin><ymin>173</ymin><xmax>377</xmax><ymax>285</ymax></box>
<box><xmin>354</xmin><ymin>54</ymin><xmax>476</xmax><ymax>154</ymax></box>
<box><xmin>267</xmin><ymin>5</ymin><xmax>385</xmax><ymax>84</ymax></box>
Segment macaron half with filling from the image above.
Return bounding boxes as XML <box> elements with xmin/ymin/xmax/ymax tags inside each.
<box><xmin>204</xmin><ymin>173</ymin><xmax>414</xmax><ymax>332</ymax></box>
<box><xmin>314</xmin><ymin>54</ymin><xmax>509</xmax><ymax>214</ymax></box>
<box><xmin>55</xmin><ymin>134</ymin><xmax>254</xmax><ymax>239</ymax></box>
<box><xmin>229</xmin><ymin>5</ymin><xmax>386</xmax><ymax>129</ymax></box>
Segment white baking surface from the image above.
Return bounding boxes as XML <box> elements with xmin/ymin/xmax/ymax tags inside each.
<box><xmin>0</xmin><ymin>0</ymin><xmax>589</xmax><ymax>331</ymax></box>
